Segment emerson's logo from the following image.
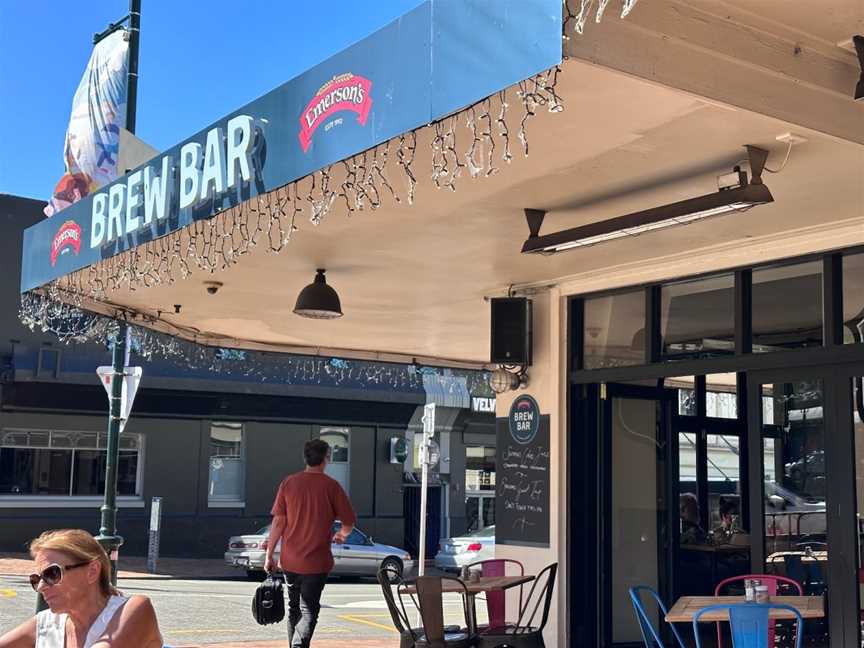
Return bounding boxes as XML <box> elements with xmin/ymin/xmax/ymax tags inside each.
<box><xmin>508</xmin><ymin>394</ymin><xmax>541</xmax><ymax>445</ymax></box>
<box><xmin>299</xmin><ymin>73</ymin><xmax>373</xmax><ymax>153</ymax></box>
<box><xmin>50</xmin><ymin>220</ymin><xmax>82</xmax><ymax>266</ymax></box>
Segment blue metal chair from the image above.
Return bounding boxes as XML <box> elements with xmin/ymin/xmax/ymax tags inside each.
<box><xmin>628</xmin><ymin>586</ymin><xmax>686</xmax><ymax>648</ymax></box>
<box><xmin>692</xmin><ymin>603</ymin><xmax>803</xmax><ymax>648</ymax></box>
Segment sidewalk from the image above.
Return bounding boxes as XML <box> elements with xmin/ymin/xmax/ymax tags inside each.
<box><xmin>190</xmin><ymin>641</ymin><xmax>397</xmax><ymax>647</ymax></box>
<box><xmin>0</xmin><ymin>552</ymin><xmax>238</xmax><ymax>580</ymax></box>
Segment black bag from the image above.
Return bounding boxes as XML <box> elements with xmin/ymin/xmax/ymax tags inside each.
<box><xmin>252</xmin><ymin>573</ymin><xmax>285</xmax><ymax>625</ymax></box>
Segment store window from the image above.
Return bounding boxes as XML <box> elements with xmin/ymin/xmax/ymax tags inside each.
<box><xmin>668</xmin><ymin>374</ymin><xmax>737</xmax><ymax>419</ymax></box>
<box><xmin>752</xmin><ymin>261</ymin><xmax>823</xmax><ymax>352</ymax></box>
<box><xmin>661</xmin><ymin>274</ymin><xmax>735</xmax><ymax>359</ymax></box>
<box><xmin>465</xmin><ymin>445</ymin><xmax>495</xmax><ymax>533</ymax></box>
<box><xmin>854</xmin><ymin>378</ymin><xmax>864</xmax><ymax>601</ymax></box>
<box><xmin>465</xmin><ymin>446</ymin><xmax>495</xmax><ymax>491</ymax></box>
<box><xmin>583</xmin><ymin>290</ymin><xmax>645</xmax><ymax>369</ymax></box>
<box><xmin>843</xmin><ymin>252</ymin><xmax>864</xmax><ymax>344</ymax></box>
<box><xmin>0</xmin><ymin>429</ymin><xmax>141</xmax><ymax>497</ymax></box>
<box><xmin>208</xmin><ymin>422</ymin><xmax>244</xmax><ymax>504</ymax></box>
<box><xmin>707</xmin><ymin>373</ymin><xmax>737</xmax><ymax>420</ymax></box>
<box><xmin>320</xmin><ymin>427</ymin><xmax>350</xmax><ymax>494</ymax></box>
<box><xmin>761</xmin><ymin>381</ymin><xmax>828</xmax><ymax>595</ymax></box>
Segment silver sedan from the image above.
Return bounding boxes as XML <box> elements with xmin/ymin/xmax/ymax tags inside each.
<box><xmin>434</xmin><ymin>525</ymin><xmax>496</xmax><ymax>572</ymax></box>
<box><xmin>225</xmin><ymin>522</ymin><xmax>414</xmax><ymax>581</ymax></box>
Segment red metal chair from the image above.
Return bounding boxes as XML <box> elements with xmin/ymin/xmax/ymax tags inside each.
<box><xmin>466</xmin><ymin>558</ymin><xmax>525</xmax><ymax>631</ymax></box>
<box><xmin>714</xmin><ymin>574</ymin><xmax>803</xmax><ymax>648</ymax></box>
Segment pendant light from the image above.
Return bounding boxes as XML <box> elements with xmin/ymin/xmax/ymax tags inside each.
<box><xmin>293</xmin><ymin>269</ymin><xmax>343</xmax><ymax>319</ymax></box>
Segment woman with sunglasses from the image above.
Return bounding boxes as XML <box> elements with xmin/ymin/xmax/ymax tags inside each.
<box><xmin>0</xmin><ymin>529</ymin><xmax>162</xmax><ymax>648</ymax></box>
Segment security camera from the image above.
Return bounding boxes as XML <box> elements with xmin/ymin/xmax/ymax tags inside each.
<box><xmin>204</xmin><ymin>281</ymin><xmax>223</xmax><ymax>295</ymax></box>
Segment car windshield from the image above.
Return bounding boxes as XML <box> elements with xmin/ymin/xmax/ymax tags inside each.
<box><xmin>256</xmin><ymin>525</ymin><xmax>271</xmax><ymax>536</ymax></box>
<box><xmin>471</xmin><ymin>526</ymin><xmax>495</xmax><ymax>538</ymax></box>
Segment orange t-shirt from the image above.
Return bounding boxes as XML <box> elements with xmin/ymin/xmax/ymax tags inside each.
<box><xmin>270</xmin><ymin>471</ymin><xmax>357</xmax><ymax>574</ymax></box>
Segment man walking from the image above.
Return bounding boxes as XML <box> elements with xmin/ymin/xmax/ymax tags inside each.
<box><xmin>264</xmin><ymin>438</ymin><xmax>356</xmax><ymax>647</ymax></box>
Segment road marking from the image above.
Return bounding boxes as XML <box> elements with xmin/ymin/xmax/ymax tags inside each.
<box><xmin>0</xmin><ymin>589</ymin><xmax>17</xmax><ymax>598</ymax></box>
<box><xmin>338</xmin><ymin>613</ymin><xmax>399</xmax><ymax>633</ymax></box>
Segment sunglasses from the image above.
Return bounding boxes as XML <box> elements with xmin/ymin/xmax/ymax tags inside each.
<box><xmin>29</xmin><ymin>561</ymin><xmax>91</xmax><ymax>591</ymax></box>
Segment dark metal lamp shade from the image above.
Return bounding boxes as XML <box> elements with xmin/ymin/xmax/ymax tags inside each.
<box><xmin>293</xmin><ymin>269</ymin><xmax>343</xmax><ymax>319</ymax></box>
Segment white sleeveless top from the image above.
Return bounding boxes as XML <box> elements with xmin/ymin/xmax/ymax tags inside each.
<box><xmin>35</xmin><ymin>595</ymin><xmax>129</xmax><ymax>648</ymax></box>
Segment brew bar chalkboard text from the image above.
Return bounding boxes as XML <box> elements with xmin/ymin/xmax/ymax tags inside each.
<box><xmin>495</xmin><ymin>394</ymin><xmax>550</xmax><ymax>547</ymax></box>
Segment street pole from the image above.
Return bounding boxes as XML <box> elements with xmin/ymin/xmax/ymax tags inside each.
<box><xmin>417</xmin><ymin>403</ymin><xmax>435</xmax><ymax>578</ymax></box>
<box><xmin>95</xmin><ymin>323</ymin><xmax>128</xmax><ymax>585</ymax></box>
<box><xmin>35</xmin><ymin>2</ymin><xmax>141</xmax><ymax>612</ymax></box>
<box><xmin>93</xmin><ymin>0</ymin><xmax>140</xmax><ymax>586</ymax></box>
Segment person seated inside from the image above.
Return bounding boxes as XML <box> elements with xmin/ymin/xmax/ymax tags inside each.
<box><xmin>0</xmin><ymin>528</ymin><xmax>163</xmax><ymax>648</ymax></box>
<box><xmin>679</xmin><ymin>493</ymin><xmax>709</xmax><ymax>545</ymax></box>
<box><xmin>711</xmin><ymin>499</ymin><xmax>742</xmax><ymax>545</ymax></box>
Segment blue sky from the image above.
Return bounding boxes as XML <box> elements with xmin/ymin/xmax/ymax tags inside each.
<box><xmin>0</xmin><ymin>1</ymin><xmax>423</xmax><ymax>200</ymax></box>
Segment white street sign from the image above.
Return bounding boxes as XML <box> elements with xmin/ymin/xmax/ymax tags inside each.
<box><xmin>97</xmin><ymin>366</ymin><xmax>142</xmax><ymax>431</ymax></box>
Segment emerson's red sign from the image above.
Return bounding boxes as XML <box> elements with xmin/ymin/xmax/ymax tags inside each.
<box><xmin>50</xmin><ymin>220</ymin><xmax>82</xmax><ymax>266</ymax></box>
<box><xmin>298</xmin><ymin>73</ymin><xmax>373</xmax><ymax>152</ymax></box>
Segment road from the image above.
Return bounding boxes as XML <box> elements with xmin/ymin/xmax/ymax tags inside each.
<box><xmin>0</xmin><ymin>574</ymin><xmax>475</xmax><ymax>646</ymax></box>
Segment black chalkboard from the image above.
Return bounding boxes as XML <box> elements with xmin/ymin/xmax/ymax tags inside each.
<box><xmin>495</xmin><ymin>405</ymin><xmax>550</xmax><ymax>548</ymax></box>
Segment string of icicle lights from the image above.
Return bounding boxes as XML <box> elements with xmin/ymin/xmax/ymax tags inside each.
<box><xmin>43</xmin><ymin>67</ymin><xmax>560</xmax><ymax>298</ymax></box>
<box><xmin>563</xmin><ymin>0</ymin><xmax>640</xmax><ymax>36</ymax></box>
<box><xmin>19</xmin><ymin>286</ymin><xmax>494</xmax><ymax>395</ymax></box>
<box><xmin>21</xmin><ymin>66</ymin><xmax>564</xmax><ymax>350</ymax></box>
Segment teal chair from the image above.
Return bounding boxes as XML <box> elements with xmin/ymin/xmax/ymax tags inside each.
<box><xmin>692</xmin><ymin>603</ymin><xmax>803</xmax><ymax>648</ymax></box>
<box><xmin>628</xmin><ymin>586</ymin><xmax>686</xmax><ymax>648</ymax></box>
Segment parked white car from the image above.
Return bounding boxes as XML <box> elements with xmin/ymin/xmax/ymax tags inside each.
<box><xmin>764</xmin><ymin>481</ymin><xmax>826</xmax><ymax>542</ymax></box>
<box><xmin>433</xmin><ymin>525</ymin><xmax>495</xmax><ymax>572</ymax></box>
<box><xmin>225</xmin><ymin>522</ymin><xmax>414</xmax><ymax>581</ymax></box>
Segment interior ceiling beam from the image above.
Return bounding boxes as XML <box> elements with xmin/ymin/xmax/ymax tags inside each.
<box><xmin>565</xmin><ymin>0</ymin><xmax>864</xmax><ymax>145</ymax></box>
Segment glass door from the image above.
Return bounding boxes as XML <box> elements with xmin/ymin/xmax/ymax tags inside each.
<box><xmin>751</xmin><ymin>370</ymin><xmax>837</xmax><ymax>646</ymax></box>
<box><xmin>600</xmin><ymin>383</ymin><xmax>675</xmax><ymax>647</ymax></box>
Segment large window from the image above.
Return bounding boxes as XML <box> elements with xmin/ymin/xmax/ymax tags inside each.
<box><xmin>465</xmin><ymin>445</ymin><xmax>495</xmax><ymax>491</ymax></box>
<box><xmin>761</xmin><ymin>380</ymin><xmax>828</xmax><ymax>594</ymax></box>
<box><xmin>843</xmin><ymin>252</ymin><xmax>864</xmax><ymax>344</ymax></box>
<box><xmin>0</xmin><ymin>429</ymin><xmax>141</xmax><ymax>497</ymax></box>
<box><xmin>752</xmin><ymin>261</ymin><xmax>823</xmax><ymax>352</ymax></box>
<box><xmin>854</xmin><ymin>378</ymin><xmax>864</xmax><ymax>601</ymax></box>
<box><xmin>320</xmin><ymin>427</ymin><xmax>350</xmax><ymax>494</ymax></box>
<box><xmin>208</xmin><ymin>422</ymin><xmax>244</xmax><ymax>504</ymax></box>
<box><xmin>583</xmin><ymin>290</ymin><xmax>645</xmax><ymax>369</ymax></box>
<box><xmin>661</xmin><ymin>274</ymin><xmax>735</xmax><ymax>359</ymax></box>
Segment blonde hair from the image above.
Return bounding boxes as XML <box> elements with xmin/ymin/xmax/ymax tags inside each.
<box><xmin>29</xmin><ymin>529</ymin><xmax>119</xmax><ymax>597</ymax></box>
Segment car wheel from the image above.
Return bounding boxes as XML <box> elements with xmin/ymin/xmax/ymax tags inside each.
<box><xmin>246</xmin><ymin>569</ymin><xmax>267</xmax><ymax>582</ymax></box>
<box><xmin>379</xmin><ymin>557</ymin><xmax>403</xmax><ymax>583</ymax></box>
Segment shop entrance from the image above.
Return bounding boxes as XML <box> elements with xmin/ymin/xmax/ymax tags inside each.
<box><xmin>597</xmin><ymin>383</ymin><xmax>676</xmax><ymax>647</ymax></box>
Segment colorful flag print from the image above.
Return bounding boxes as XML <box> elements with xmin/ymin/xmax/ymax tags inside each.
<box><xmin>44</xmin><ymin>30</ymin><xmax>129</xmax><ymax>217</ymax></box>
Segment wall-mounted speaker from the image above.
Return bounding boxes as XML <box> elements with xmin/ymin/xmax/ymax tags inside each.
<box><xmin>490</xmin><ymin>297</ymin><xmax>532</xmax><ymax>366</ymax></box>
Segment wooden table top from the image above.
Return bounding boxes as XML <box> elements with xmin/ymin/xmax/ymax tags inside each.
<box><xmin>402</xmin><ymin>574</ymin><xmax>534</xmax><ymax>595</ymax></box>
<box><xmin>766</xmin><ymin>550</ymin><xmax>828</xmax><ymax>563</ymax></box>
<box><xmin>666</xmin><ymin>596</ymin><xmax>824</xmax><ymax>623</ymax></box>
<box><xmin>680</xmin><ymin>543</ymin><xmax>751</xmax><ymax>553</ymax></box>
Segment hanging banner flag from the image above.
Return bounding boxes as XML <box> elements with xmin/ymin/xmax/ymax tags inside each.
<box><xmin>44</xmin><ymin>30</ymin><xmax>129</xmax><ymax>218</ymax></box>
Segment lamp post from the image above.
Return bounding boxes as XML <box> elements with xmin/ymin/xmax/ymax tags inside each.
<box><xmin>92</xmin><ymin>0</ymin><xmax>141</xmax><ymax>586</ymax></box>
<box><xmin>95</xmin><ymin>323</ymin><xmax>130</xmax><ymax>584</ymax></box>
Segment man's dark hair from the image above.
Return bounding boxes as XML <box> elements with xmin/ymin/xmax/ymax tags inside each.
<box><xmin>304</xmin><ymin>439</ymin><xmax>330</xmax><ymax>467</ymax></box>
<box><xmin>719</xmin><ymin>499</ymin><xmax>737</xmax><ymax>518</ymax></box>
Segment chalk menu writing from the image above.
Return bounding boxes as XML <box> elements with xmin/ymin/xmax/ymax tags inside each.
<box><xmin>495</xmin><ymin>398</ymin><xmax>550</xmax><ymax>548</ymax></box>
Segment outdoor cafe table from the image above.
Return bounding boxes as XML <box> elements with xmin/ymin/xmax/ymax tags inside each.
<box><xmin>665</xmin><ymin>595</ymin><xmax>825</xmax><ymax>623</ymax></box>
<box><xmin>402</xmin><ymin>575</ymin><xmax>535</xmax><ymax>629</ymax></box>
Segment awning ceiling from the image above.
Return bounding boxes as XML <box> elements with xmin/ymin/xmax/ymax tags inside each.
<box><xmin>24</xmin><ymin>1</ymin><xmax>864</xmax><ymax>367</ymax></box>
